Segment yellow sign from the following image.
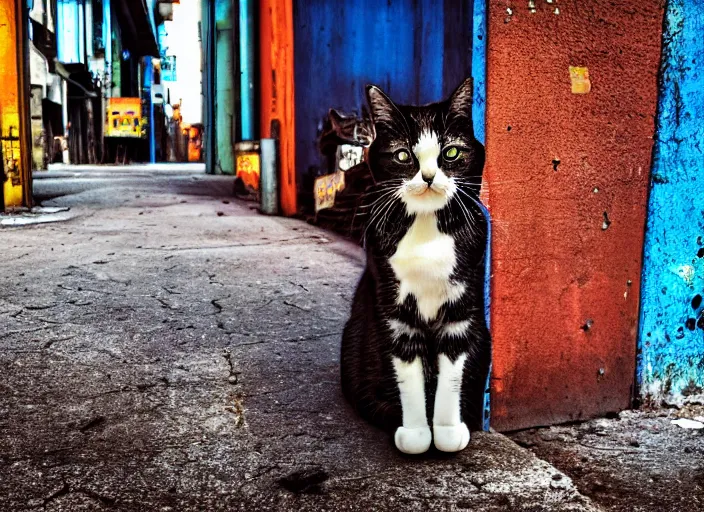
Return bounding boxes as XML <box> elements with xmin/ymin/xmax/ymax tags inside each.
<box><xmin>236</xmin><ymin>152</ymin><xmax>260</xmax><ymax>192</ymax></box>
<box><xmin>105</xmin><ymin>97</ymin><xmax>143</xmax><ymax>138</ymax></box>
<box><xmin>314</xmin><ymin>171</ymin><xmax>345</xmax><ymax>213</ymax></box>
<box><xmin>569</xmin><ymin>66</ymin><xmax>591</xmax><ymax>94</ymax></box>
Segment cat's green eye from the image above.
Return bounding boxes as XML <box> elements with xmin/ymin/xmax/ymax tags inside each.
<box><xmin>394</xmin><ymin>149</ymin><xmax>411</xmax><ymax>163</ymax></box>
<box><xmin>443</xmin><ymin>146</ymin><xmax>460</xmax><ymax>161</ymax></box>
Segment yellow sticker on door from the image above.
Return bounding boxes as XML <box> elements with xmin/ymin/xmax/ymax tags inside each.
<box><xmin>569</xmin><ymin>66</ymin><xmax>591</xmax><ymax>94</ymax></box>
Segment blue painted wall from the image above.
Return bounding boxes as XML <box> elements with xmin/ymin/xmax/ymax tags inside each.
<box><xmin>471</xmin><ymin>0</ymin><xmax>486</xmax><ymax>146</ymax></box>
<box><xmin>293</xmin><ymin>0</ymin><xmax>474</xmax><ymax>191</ymax></box>
<box><xmin>638</xmin><ymin>0</ymin><xmax>704</xmax><ymax>403</ymax></box>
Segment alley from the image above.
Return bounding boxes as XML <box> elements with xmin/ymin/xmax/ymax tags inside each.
<box><xmin>1</xmin><ymin>167</ymin><xmax>596</xmax><ymax>511</ymax></box>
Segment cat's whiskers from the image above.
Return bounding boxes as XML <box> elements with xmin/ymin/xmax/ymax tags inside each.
<box><xmin>360</xmin><ymin>187</ymin><xmax>399</xmax><ymax>211</ymax></box>
<box><xmin>376</xmin><ymin>189</ymin><xmax>404</xmax><ymax>236</ymax></box>
<box><xmin>452</xmin><ymin>187</ymin><xmax>487</xmax><ymax>238</ymax></box>
<box><xmin>453</xmin><ymin>184</ymin><xmax>484</xmax><ymax>208</ymax></box>
<box><xmin>453</xmin><ymin>194</ymin><xmax>478</xmax><ymax>237</ymax></box>
<box><xmin>363</xmin><ymin>189</ymin><xmax>402</xmax><ymax>240</ymax></box>
<box><xmin>455</xmin><ymin>177</ymin><xmax>525</xmax><ymax>187</ymax></box>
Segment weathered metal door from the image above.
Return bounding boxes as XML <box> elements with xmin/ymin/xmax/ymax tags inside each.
<box><xmin>293</xmin><ymin>0</ymin><xmax>475</xmax><ymax>199</ymax></box>
<box><xmin>485</xmin><ymin>0</ymin><xmax>664</xmax><ymax>431</ymax></box>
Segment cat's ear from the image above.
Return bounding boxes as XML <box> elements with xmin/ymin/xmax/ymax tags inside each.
<box><xmin>447</xmin><ymin>78</ymin><xmax>474</xmax><ymax>119</ymax></box>
<box><xmin>366</xmin><ymin>85</ymin><xmax>401</xmax><ymax>126</ymax></box>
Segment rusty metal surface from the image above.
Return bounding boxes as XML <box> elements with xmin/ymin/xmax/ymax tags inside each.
<box><xmin>485</xmin><ymin>0</ymin><xmax>664</xmax><ymax>431</ymax></box>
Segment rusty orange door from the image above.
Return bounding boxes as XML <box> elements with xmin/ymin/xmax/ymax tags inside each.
<box><xmin>485</xmin><ymin>1</ymin><xmax>664</xmax><ymax>431</ymax></box>
<box><xmin>260</xmin><ymin>0</ymin><xmax>296</xmax><ymax>216</ymax></box>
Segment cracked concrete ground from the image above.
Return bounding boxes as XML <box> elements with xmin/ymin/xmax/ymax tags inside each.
<box><xmin>0</xmin><ymin>166</ymin><xmax>596</xmax><ymax>511</ymax></box>
<box><xmin>511</xmin><ymin>406</ymin><xmax>704</xmax><ymax>512</ymax></box>
<box><xmin>0</xmin><ymin>165</ymin><xmax>698</xmax><ymax>511</ymax></box>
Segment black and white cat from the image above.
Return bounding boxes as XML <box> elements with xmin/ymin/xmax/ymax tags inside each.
<box><xmin>340</xmin><ymin>78</ymin><xmax>490</xmax><ymax>455</ymax></box>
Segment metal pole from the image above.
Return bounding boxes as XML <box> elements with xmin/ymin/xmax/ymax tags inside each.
<box><xmin>202</xmin><ymin>0</ymin><xmax>216</xmax><ymax>173</ymax></box>
<box><xmin>214</xmin><ymin>0</ymin><xmax>235</xmax><ymax>174</ymax></box>
<box><xmin>259</xmin><ymin>138</ymin><xmax>278</xmax><ymax>215</ymax></box>
<box><xmin>144</xmin><ymin>57</ymin><xmax>156</xmax><ymax>163</ymax></box>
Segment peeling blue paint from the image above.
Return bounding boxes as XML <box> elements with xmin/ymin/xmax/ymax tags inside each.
<box><xmin>471</xmin><ymin>0</ymin><xmax>490</xmax><ymax>432</ymax></box>
<box><xmin>638</xmin><ymin>0</ymin><xmax>704</xmax><ymax>403</ymax></box>
<box><xmin>471</xmin><ymin>0</ymin><xmax>486</xmax><ymax>146</ymax></box>
<box><xmin>480</xmin><ymin>203</ymin><xmax>491</xmax><ymax>431</ymax></box>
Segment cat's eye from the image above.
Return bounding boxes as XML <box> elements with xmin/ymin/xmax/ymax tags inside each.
<box><xmin>394</xmin><ymin>149</ymin><xmax>411</xmax><ymax>163</ymax></box>
<box><xmin>443</xmin><ymin>146</ymin><xmax>460</xmax><ymax>161</ymax></box>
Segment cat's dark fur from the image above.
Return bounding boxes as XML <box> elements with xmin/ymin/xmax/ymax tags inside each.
<box><xmin>340</xmin><ymin>79</ymin><xmax>490</xmax><ymax>454</ymax></box>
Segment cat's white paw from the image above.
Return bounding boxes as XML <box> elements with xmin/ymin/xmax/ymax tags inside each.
<box><xmin>394</xmin><ymin>425</ymin><xmax>432</xmax><ymax>454</ymax></box>
<box><xmin>433</xmin><ymin>423</ymin><xmax>470</xmax><ymax>452</ymax></box>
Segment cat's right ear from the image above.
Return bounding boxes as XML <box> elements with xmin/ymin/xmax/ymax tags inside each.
<box><xmin>366</xmin><ymin>85</ymin><xmax>399</xmax><ymax>126</ymax></box>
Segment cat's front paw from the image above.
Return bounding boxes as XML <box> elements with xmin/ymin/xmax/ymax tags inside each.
<box><xmin>433</xmin><ymin>423</ymin><xmax>470</xmax><ymax>452</ymax></box>
<box><xmin>394</xmin><ymin>425</ymin><xmax>432</xmax><ymax>454</ymax></box>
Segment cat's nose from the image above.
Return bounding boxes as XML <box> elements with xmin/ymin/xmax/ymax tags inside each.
<box><xmin>421</xmin><ymin>172</ymin><xmax>435</xmax><ymax>185</ymax></box>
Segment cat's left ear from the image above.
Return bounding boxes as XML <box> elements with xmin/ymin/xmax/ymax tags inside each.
<box><xmin>447</xmin><ymin>78</ymin><xmax>474</xmax><ymax>120</ymax></box>
<box><xmin>366</xmin><ymin>85</ymin><xmax>402</xmax><ymax>126</ymax></box>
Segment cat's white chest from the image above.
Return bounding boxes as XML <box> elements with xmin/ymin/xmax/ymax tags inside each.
<box><xmin>389</xmin><ymin>214</ymin><xmax>464</xmax><ymax>321</ymax></box>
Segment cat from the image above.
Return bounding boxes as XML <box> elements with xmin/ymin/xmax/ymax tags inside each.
<box><xmin>340</xmin><ymin>78</ymin><xmax>490</xmax><ymax>455</ymax></box>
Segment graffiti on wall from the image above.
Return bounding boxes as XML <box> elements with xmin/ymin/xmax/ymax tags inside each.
<box><xmin>1</xmin><ymin>114</ymin><xmax>23</xmax><ymax>207</ymax></box>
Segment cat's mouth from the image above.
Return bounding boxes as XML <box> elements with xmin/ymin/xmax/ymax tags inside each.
<box><xmin>400</xmin><ymin>179</ymin><xmax>455</xmax><ymax>215</ymax></box>
<box><xmin>405</xmin><ymin>183</ymin><xmax>448</xmax><ymax>197</ymax></box>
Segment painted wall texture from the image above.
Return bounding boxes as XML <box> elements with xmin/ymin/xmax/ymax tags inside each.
<box><xmin>485</xmin><ymin>0</ymin><xmax>664</xmax><ymax>431</ymax></box>
<box><xmin>638</xmin><ymin>0</ymin><xmax>704</xmax><ymax>404</ymax></box>
<box><xmin>1</xmin><ymin>0</ymin><xmax>29</xmax><ymax>209</ymax></box>
<box><xmin>293</xmin><ymin>0</ymin><xmax>474</xmax><ymax>203</ymax></box>
<box><xmin>260</xmin><ymin>0</ymin><xmax>297</xmax><ymax>216</ymax></box>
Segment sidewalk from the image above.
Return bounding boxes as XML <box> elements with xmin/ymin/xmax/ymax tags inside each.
<box><xmin>1</xmin><ymin>171</ymin><xmax>596</xmax><ymax>511</ymax></box>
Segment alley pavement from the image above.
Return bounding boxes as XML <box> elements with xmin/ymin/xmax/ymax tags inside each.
<box><xmin>0</xmin><ymin>165</ymin><xmax>699</xmax><ymax>511</ymax></box>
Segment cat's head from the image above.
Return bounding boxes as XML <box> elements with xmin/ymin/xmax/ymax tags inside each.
<box><xmin>365</xmin><ymin>78</ymin><xmax>484</xmax><ymax>215</ymax></box>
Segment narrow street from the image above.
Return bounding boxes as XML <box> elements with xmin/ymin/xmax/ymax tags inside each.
<box><xmin>1</xmin><ymin>166</ymin><xmax>595</xmax><ymax>511</ymax></box>
<box><xmin>1</xmin><ymin>166</ymin><xmax>702</xmax><ymax>511</ymax></box>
